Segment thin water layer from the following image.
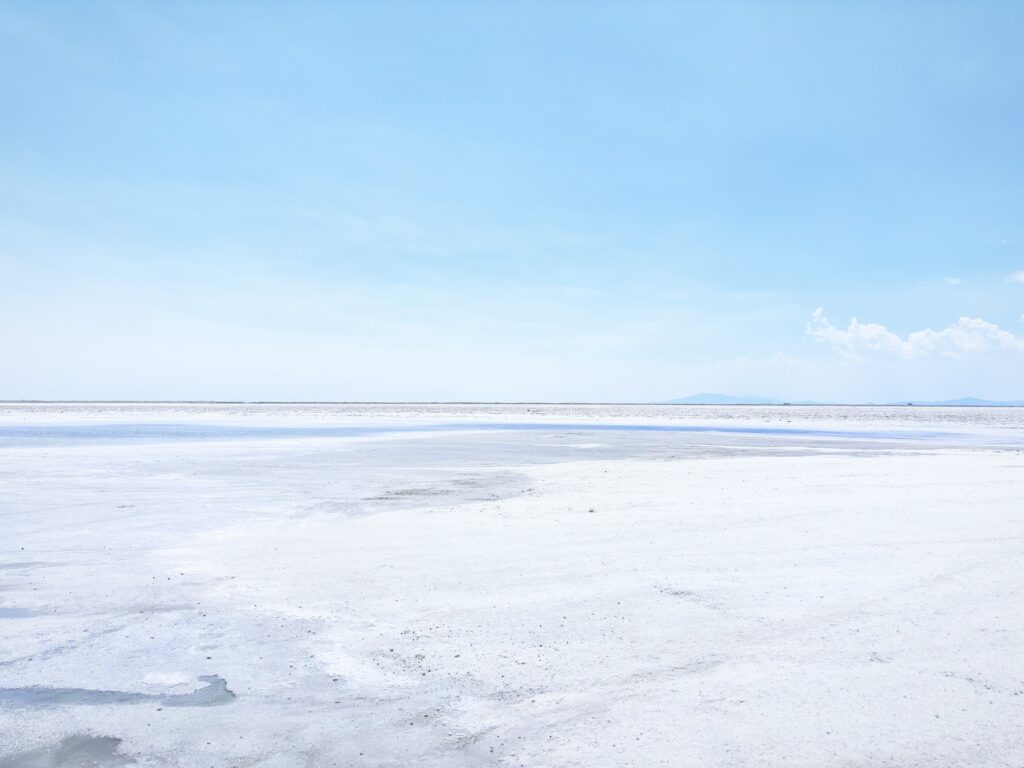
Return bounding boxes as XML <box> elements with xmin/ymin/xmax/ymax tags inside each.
<box><xmin>0</xmin><ymin>607</ymin><xmax>34</xmax><ymax>619</ymax></box>
<box><xmin>0</xmin><ymin>735</ymin><xmax>133</xmax><ymax>767</ymax></box>
<box><xmin>0</xmin><ymin>676</ymin><xmax>234</xmax><ymax>708</ymax></box>
<box><xmin>0</xmin><ymin>419</ymin><xmax>975</xmax><ymax>447</ymax></box>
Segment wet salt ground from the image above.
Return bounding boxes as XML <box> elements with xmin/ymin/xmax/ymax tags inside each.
<box><xmin>0</xmin><ymin>736</ymin><xmax>132</xmax><ymax>768</ymax></box>
<box><xmin>0</xmin><ymin>608</ymin><xmax>35</xmax><ymax>619</ymax></box>
<box><xmin>2</xmin><ymin>411</ymin><xmax>1024</xmax><ymax>766</ymax></box>
<box><xmin>1</xmin><ymin>420</ymin><xmax>998</xmax><ymax>529</ymax></box>
<box><xmin>0</xmin><ymin>675</ymin><xmax>234</xmax><ymax>708</ymax></box>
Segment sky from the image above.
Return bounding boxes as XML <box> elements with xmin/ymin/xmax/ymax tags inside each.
<box><xmin>2</xmin><ymin>1</ymin><xmax>1023</xmax><ymax>402</ymax></box>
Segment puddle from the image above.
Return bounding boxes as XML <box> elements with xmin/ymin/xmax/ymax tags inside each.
<box><xmin>0</xmin><ymin>607</ymin><xmax>35</xmax><ymax>618</ymax></box>
<box><xmin>0</xmin><ymin>675</ymin><xmax>234</xmax><ymax>708</ymax></box>
<box><xmin>0</xmin><ymin>735</ymin><xmax>133</xmax><ymax>767</ymax></box>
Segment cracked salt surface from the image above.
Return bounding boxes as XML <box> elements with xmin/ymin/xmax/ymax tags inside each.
<box><xmin>2</xmin><ymin>404</ymin><xmax>1023</xmax><ymax>766</ymax></box>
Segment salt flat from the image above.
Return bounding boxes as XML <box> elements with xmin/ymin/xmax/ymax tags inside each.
<box><xmin>1</xmin><ymin>404</ymin><xmax>1023</xmax><ymax>767</ymax></box>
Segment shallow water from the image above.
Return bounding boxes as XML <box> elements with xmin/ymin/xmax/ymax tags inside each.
<box><xmin>0</xmin><ymin>735</ymin><xmax>133</xmax><ymax>768</ymax></box>
<box><xmin>0</xmin><ymin>420</ymin><xmax>965</xmax><ymax>447</ymax></box>
<box><xmin>0</xmin><ymin>676</ymin><xmax>234</xmax><ymax>708</ymax></box>
<box><xmin>0</xmin><ymin>608</ymin><xmax>34</xmax><ymax>619</ymax></box>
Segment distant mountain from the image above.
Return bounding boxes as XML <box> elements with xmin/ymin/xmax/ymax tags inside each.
<box><xmin>661</xmin><ymin>393</ymin><xmax>781</xmax><ymax>405</ymax></box>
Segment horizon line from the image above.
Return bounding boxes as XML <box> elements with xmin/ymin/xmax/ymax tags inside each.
<box><xmin>2</xmin><ymin>400</ymin><xmax>1024</xmax><ymax>408</ymax></box>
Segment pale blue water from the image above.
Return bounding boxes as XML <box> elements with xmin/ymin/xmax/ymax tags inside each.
<box><xmin>0</xmin><ymin>421</ymin><xmax>957</xmax><ymax>447</ymax></box>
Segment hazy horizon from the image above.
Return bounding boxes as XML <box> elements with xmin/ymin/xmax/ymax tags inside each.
<box><xmin>3</xmin><ymin>395</ymin><xmax>1024</xmax><ymax>407</ymax></box>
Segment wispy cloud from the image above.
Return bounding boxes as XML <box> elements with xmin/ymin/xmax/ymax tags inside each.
<box><xmin>944</xmin><ymin>276</ymin><xmax>961</xmax><ymax>285</ymax></box>
<box><xmin>807</xmin><ymin>308</ymin><xmax>1024</xmax><ymax>360</ymax></box>
<box><xmin>1007</xmin><ymin>271</ymin><xmax>1024</xmax><ymax>285</ymax></box>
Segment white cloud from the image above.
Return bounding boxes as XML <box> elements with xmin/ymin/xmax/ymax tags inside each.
<box><xmin>807</xmin><ymin>308</ymin><xmax>1024</xmax><ymax>360</ymax></box>
<box><xmin>944</xmin><ymin>277</ymin><xmax>961</xmax><ymax>285</ymax></box>
<box><xmin>1007</xmin><ymin>271</ymin><xmax>1024</xmax><ymax>285</ymax></box>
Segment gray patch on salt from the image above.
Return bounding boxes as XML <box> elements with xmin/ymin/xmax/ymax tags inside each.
<box><xmin>0</xmin><ymin>607</ymin><xmax>35</xmax><ymax>618</ymax></box>
<box><xmin>657</xmin><ymin>586</ymin><xmax>720</xmax><ymax>608</ymax></box>
<box><xmin>0</xmin><ymin>562</ymin><xmax>51</xmax><ymax>571</ymax></box>
<box><xmin>0</xmin><ymin>675</ymin><xmax>234</xmax><ymax>708</ymax></box>
<box><xmin>0</xmin><ymin>735</ymin><xmax>133</xmax><ymax>767</ymax></box>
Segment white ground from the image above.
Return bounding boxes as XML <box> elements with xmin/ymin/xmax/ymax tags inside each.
<box><xmin>1</xmin><ymin>405</ymin><xmax>1023</xmax><ymax>767</ymax></box>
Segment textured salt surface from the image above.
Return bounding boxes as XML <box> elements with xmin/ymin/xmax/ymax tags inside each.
<box><xmin>2</xmin><ymin>404</ymin><xmax>1023</xmax><ymax>766</ymax></box>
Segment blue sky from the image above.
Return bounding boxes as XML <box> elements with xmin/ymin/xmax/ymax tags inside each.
<box><xmin>2</xmin><ymin>2</ymin><xmax>1023</xmax><ymax>401</ymax></box>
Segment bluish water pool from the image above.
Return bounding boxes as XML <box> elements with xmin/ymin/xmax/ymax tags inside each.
<box><xmin>0</xmin><ymin>421</ymin><xmax>958</xmax><ymax>447</ymax></box>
